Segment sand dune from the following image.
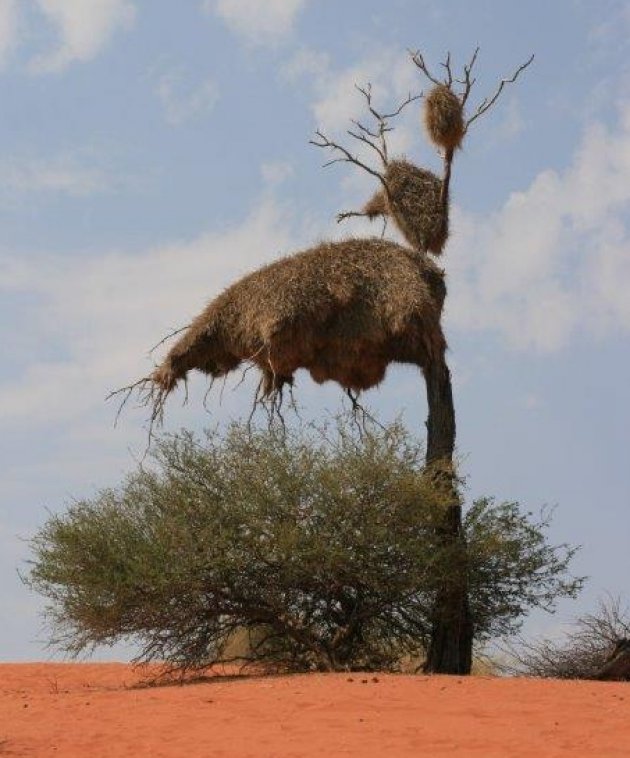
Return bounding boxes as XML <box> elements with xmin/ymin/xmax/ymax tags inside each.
<box><xmin>1</xmin><ymin>664</ymin><xmax>628</xmax><ymax>756</ymax></box>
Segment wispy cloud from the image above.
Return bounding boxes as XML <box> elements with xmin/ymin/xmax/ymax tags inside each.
<box><xmin>0</xmin><ymin>194</ymin><xmax>298</xmax><ymax>427</ymax></box>
<box><xmin>204</xmin><ymin>0</ymin><xmax>307</xmax><ymax>47</ymax></box>
<box><xmin>0</xmin><ymin>152</ymin><xmax>114</xmax><ymax>197</ymax></box>
<box><xmin>287</xmin><ymin>43</ymin><xmax>630</xmax><ymax>352</ymax></box>
<box><xmin>154</xmin><ymin>67</ymin><xmax>219</xmax><ymax>126</ymax></box>
<box><xmin>30</xmin><ymin>0</ymin><xmax>136</xmax><ymax>73</ymax></box>
<box><xmin>0</xmin><ymin>0</ymin><xmax>18</xmax><ymax>68</ymax></box>
<box><xmin>260</xmin><ymin>161</ymin><xmax>293</xmax><ymax>186</ymax></box>
<box><xmin>447</xmin><ymin>103</ymin><xmax>630</xmax><ymax>350</ymax></box>
<box><xmin>284</xmin><ymin>46</ymin><xmax>422</xmax><ymax>164</ymax></box>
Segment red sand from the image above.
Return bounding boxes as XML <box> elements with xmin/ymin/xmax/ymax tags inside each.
<box><xmin>1</xmin><ymin>664</ymin><xmax>628</xmax><ymax>756</ymax></box>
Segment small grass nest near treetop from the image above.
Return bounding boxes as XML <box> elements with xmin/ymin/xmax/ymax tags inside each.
<box><xmin>362</xmin><ymin>160</ymin><xmax>449</xmax><ymax>256</ymax></box>
<box><xmin>423</xmin><ymin>84</ymin><xmax>465</xmax><ymax>153</ymax></box>
<box><xmin>113</xmin><ymin>237</ymin><xmax>447</xmax><ymax>426</ymax></box>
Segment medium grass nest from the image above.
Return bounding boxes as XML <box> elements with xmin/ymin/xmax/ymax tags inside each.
<box><xmin>363</xmin><ymin>160</ymin><xmax>448</xmax><ymax>255</ymax></box>
<box><xmin>424</xmin><ymin>84</ymin><xmax>465</xmax><ymax>153</ymax></box>
<box><xmin>140</xmin><ymin>238</ymin><xmax>446</xmax><ymax>419</ymax></box>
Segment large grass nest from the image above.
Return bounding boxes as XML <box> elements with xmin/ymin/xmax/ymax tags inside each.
<box><xmin>424</xmin><ymin>85</ymin><xmax>465</xmax><ymax>153</ymax></box>
<box><xmin>363</xmin><ymin>160</ymin><xmax>448</xmax><ymax>255</ymax></box>
<box><xmin>119</xmin><ymin>237</ymin><xmax>446</xmax><ymax>425</ymax></box>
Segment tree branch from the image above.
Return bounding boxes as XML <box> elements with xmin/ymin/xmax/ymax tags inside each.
<box><xmin>310</xmin><ymin>129</ymin><xmax>387</xmax><ymax>188</ymax></box>
<box><xmin>336</xmin><ymin>210</ymin><xmax>371</xmax><ymax>224</ymax></box>
<box><xmin>464</xmin><ymin>53</ymin><xmax>534</xmax><ymax>131</ymax></box>
<box><xmin>311</xmin><ymin>82</ymin><xmax>421</xmax><ymax>189</ymax></box>
<box><xmin>409</xmin><ymin>49</ymin><xmax>443</xmax><ymax>86</ymax></box>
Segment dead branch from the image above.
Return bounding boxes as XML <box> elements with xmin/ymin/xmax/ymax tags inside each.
<box><xmin>464</xmin><ymin>53</ymin><xmax>534</xmax><ymax>132</ymax></box>
<box><xmin>336</xmin><ymin>210</ymin><xmax>370</xmax><ymax>224</ymax></box>
<box><xmin>148</xmin><ymin>324</ymin><xmax>190</xmax><ymax>357</ymax></box>
<box><xmin>410</xmin><ymin>47</ymin><xmax>534</xmax><ymax>134</ymax></box>
<box><xmin>347</xmin><ymin>126</ymin><xmax>387</xmax><ymax>165</ymax></box>
<box><xmin>107</xmin><ymin>376</ymin><xmax>170</xmax><ymax>456</ymax></box>
<box><xmin>106</xmin><ymin>377</ymin><xmax>153</xmax><ymax>427</ymax></box>
<box><xmin>440</xmin><ymin>51</ymin><xmax>453</xmax><ymax>87</ymax></box>
<box><xmin>355</xmin><ymin>84</ymin><xmax>422</xmax><ymax>166</ymax></box>
<box><xmin>408</xmin><ymin>49</ymin><xmax>442</xmax><ymax>86</ymax></box>
<box><xmin>458</xmin><ymin>46</ymin><xmax>480</xmax><ymax>106</ymax></box>
<box><xmin>202</xmin><ymin>379</ymin><xmax>215</xmax><ymax>413</ymax></box>
<box><xmin>311</xmin><ymin>83</ymin><xmax>421</xmax><ymax>192</ymax></box>
<box><xmin>344</xmin><ymin>388</ymin><xmax>386</xmax><ymax>437</ymax></box>
<box><xmin>310</xmin><ymin>130</ymin><xmax>387</xmax><ymax>188</ymax></box>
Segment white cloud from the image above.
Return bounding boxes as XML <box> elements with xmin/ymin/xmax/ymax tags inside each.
<box><xmin>154</xmin><ymin>68</ymin><xmax>219</xmax><ymax>126</ymax></box>
<box><xmin>204</xmin><ymin>0</ymin><xmax>306</xmax><ymax>46</ymax></box>
<box><xmin>446</xmin><ymin>103</ymin><xmax>630</xmax><ymax>350</ymax></box>
<box><xmin>495</xmin><ymin>97</ymin><xmax>524</xmax><ymax>141</ymax></box>
<box><xmin>30</xmin><ymin>0</ymin><xmax>136</xmax><ymax>73</ymax></box>
<box><xmin>284</xmin><ymin>44</ymin><xmax>630</xmax><ymax>353</ymax></box>
<box><xmin>261</xmin><ymin>160</ymin><xmax>293</xmax><ymax>186</ymax></box>
<box><xmin>0</xmin><ymin>152</ymin><xmax>112</xmax><ymax>196</ymax></box>
<box><xmin>0</xmin><ymin>195</ymin><xmax>297</xmax><ymax>426</ymax></box>
<box><xmin>0</xmin><ymin>0</ymin><xmax>18</xmax><ymax>67</ymax></box>
<box><xmin>281</xmin><ymin>47</ymin><xmax>329</xmax><ymax>83</ymax></box>
<box><xmin>285</xmin><ymin>46</ymin><xmax>425</xmax><ymax>178</ymax></box>
<box><xmin>291</xmin><ymin>47</ymin><xmax>420</xmax><ymax>137</ymax></box>
<box><xmin>285</xmin><ymin>46</ymin><xmax>428</xmax><ymax>235</ymax></box>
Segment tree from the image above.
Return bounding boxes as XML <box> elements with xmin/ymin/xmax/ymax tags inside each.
<box><xmin>312</xmin><ymin>48</ymin><xmax>534</xmax><ymax>673</ymax></box>
<box><xmin>26</xmin><ymin>418</ymin><xmax>581</xmax><ymax>675</ymax></box>
<box><xmin>110</xmin><ymin>47</ymin><xmax>534</xmax><ymax>674</ymax></box>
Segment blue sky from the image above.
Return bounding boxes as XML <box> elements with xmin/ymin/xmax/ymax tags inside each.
<box><xmin>1</xmin><ymin>0</ymin><xmax>630</xmax><ymax>660</ymax></box>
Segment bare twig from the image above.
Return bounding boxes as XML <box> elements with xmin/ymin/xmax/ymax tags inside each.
<box><xmin>440</xmin><ymin>51</ymin><xmax>453</xmax><ymax>87</ymax></box>
<box><xmin>310</xmin><ymin>130</ymin><xmax>387</xmax><ymax>187</ymax></box>
<box><xmin>107</xmin><ymin>375</ymin><xmax>172</xmax><ymax>458</ymax></box>
<box><xmin>106</xmin><ymin>377</ymin><xmax>153</xmax><ymax>427</ymax></box>
<box><xmin>464</xmin><ymin>53</ymin><xmax>534</xmax><ymax>132</ymax></box>
<box><xmin>354</xmin><ymin>84</ymin><xmax>421</xmax><ymax>166</ymax></box>
<box><xmin>148</xmin><ymin>324</ymin><xmax>190</xmax><ymax>357</ymax></box>
<box><xmin>202</xmin><ymin>379</ymin><xmax>215</xmax><ymax>413</ymax></box>
<box><xmin>311</xmin><ymin>82</ymin><xmax>421</xmax><ymax>195</ymax></box>
<box><xmin>218</xmin><ymin>374</ymin><xmax>228</xmax><ymax>405</ymax></box>
<box><xmin>347</xmin><ymin>127</ymin><xmax>387</xmax><ymax>164</ymax></box>
<box><xmin>408</xmin><ymin>49</ymin><xmax>442</xmax><ymax>86</ymax></box>
<box><xmin>233</xmin><ymin>362</ymin><xmax>258</xmax><ymax>392</ymax></box>
<box><xmin>336</xmin><ymin>210</ymin><xmax>370</xmax><ymax>224</ymax></box>
<box><xmin>344</xmin><ymin>388</ymin><xmax>386</xmax><ymax>437</ymax></box>
<box><xmin>458</xmin><ymin>46</ymin><xmax>480</xmax><ymax>106</ymax></box>
<box><xmin>409</xmin><ymin>47</ymin><xmax>534</xmax><ymax>134</ymax></box>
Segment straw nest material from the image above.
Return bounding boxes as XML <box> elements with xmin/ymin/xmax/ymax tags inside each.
<box><xmin>423</xmin><ymin>84</ymin><xmax>465</xmax><ymax>153</ymax></box>
<box><xmin>363</xmin><ymin>160</ymin><xmax>448</xmax><ymax>255</ymax></box>
<box><xmin>149</xmin><ymin>238</ymin><xmax>446</xmax><ymax>410</ymax></box>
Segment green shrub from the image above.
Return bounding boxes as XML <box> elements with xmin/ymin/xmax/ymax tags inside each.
<box><xmin>26</xmin><ymin>417</ymin><xmax>582</xmax><ymax>673</ymax></box>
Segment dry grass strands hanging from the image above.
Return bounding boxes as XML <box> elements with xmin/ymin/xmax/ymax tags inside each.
<box><xmin>423</xmin><ymin>84</ymin><xmax>465</xmax><ymax>153</ymax></box>
<box><xmin>362</xmin><ymin>160</ymin><xmax>448</xmax><ymax>255</ymax></box>
<box><xmin>116</xmin><ymin>238</ymin><xmax>447</xmax><ymax>427</ymax></box>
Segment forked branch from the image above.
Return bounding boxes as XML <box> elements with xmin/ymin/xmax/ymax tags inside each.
<box><xmin>410</xmin><ymin>47</ymin><xmax>534</xmax><ymax>134</ymax></box>
<box><xmin>464</xmin><ymin>53</ymin><xmax>534</xmax><ymax>131</ymax></box>
<box><xmin>310</xmin><ymin>129</ymin><xmax>387</xmax><ymax>189</ymax></box>
<box><xmin>310</xmin><ymin>83</ymin><xmax>421</xmax><ymax>190</ymax></box>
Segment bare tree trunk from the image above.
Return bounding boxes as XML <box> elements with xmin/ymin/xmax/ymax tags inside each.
<box><xmin>423</xmin><ymin>357</ymin><xmax>473</xmax><ymax>675</ymax></box>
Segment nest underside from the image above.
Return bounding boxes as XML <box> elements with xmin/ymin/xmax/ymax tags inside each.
<box><xmin>363</xmin><ymin>161</ymin><xmax>449</xmax><ymax>255</ymax></box>
<box><xmin>151</xmin><ymin>237</ymin><xmax>446</xmax><ymax>404</ymax></box>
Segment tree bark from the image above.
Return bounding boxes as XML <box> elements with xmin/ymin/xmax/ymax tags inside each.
<box><xmin>422</xmin><ymin>357</ymin><xmax>473</xmax><ymax>675</ymax></box>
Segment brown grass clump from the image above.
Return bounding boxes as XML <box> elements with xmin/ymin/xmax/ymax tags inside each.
<box><xmin>362</xmin><ymin>160</ymin><xmax>448</xmax><ymax>255</ymax></box>
<box><xmin>148</xmin><ymin>237</ymin><xmax>446</xmax><ymax>412</ymax></box>
<box><xmin>424</xmin><ymin>84</ymin><xmax>465</xmax><ymax>153</ymax></box>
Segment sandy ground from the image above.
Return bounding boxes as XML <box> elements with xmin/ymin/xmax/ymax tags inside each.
<box><xmin>0</xmin><ymin>664</ymin><xmax>628</xmax><ymax>757</ymax></box>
